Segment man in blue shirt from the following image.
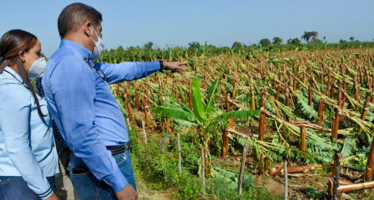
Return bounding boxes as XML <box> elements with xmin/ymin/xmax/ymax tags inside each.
<box><xmin>42</xmin><ymin>3</ymin><xmax>186</xmax><ymax>200</ymax></box>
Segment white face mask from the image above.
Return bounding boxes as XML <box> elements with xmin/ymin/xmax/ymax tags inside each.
<box><xmin>24</xmin><ymin>53</ymin><xmax>47</xmax><ymax>78</ymax></box>
<box><xmin>89</xmin><ymin>25</ymin><xmax>105</xmax><ymax>58</ymax></box>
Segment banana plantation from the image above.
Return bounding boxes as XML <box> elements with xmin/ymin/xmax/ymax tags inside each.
<box><xmin>104</xmin><ymin>45</ymin><xmax>374</xmax><ymax>199</ymax></box>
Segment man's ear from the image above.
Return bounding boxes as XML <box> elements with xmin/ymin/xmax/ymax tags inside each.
<box><xmin>83</xmin><ymin>21</ymin><xmax>93</xmax><ymax>37</ymax></box>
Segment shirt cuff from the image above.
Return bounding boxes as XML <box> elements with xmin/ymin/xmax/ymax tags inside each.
<box><xmin>36</xmin><ymin>184</ymin><xmax>53</xmax><ymax>200</ymax></box>
<box><xmin>148</xmin><ymin>61</ymin><xmax>161</xmax><ymax>73</ymax></box>
<box><xmin>103</xmin><ymin>166</ymin><xmax>128</xmax><ymax>192</ymax></box>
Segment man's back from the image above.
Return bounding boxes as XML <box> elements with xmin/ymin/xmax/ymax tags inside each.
<box><xmin>43</xmin><ymin>39</ymin><xmax>129</xmax><ymax>147</ymax></box>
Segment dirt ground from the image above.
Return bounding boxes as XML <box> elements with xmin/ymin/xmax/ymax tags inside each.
<box><xmin>55</xmin><ymin>171</ymin><xmax>171</xmax><ymax>200</ymax></box>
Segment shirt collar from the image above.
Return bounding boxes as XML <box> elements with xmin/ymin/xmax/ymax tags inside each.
<box><xmin>60</xmin><ymin>39</ymin><xmax>93</xmax><ymax>59</ymax></box>
<box><xmin>3</xmin><ymin>66</ymin><xmax>24</xmax><ymax>83</ymax></box>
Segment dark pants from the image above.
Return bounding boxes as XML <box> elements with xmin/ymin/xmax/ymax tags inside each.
<box><xmin>70</xmin><ymin>149</ymin><xmax>136</xmax><ymax>200</ymax></box>
<box><xmin>0</xmin><ymin>176</ymin><xmax>56</xmax><ymax>200</ymax></box>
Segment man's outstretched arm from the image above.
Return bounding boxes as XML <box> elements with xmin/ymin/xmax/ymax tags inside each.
<box><xmin>98</xmin><ymin>61</ymin><xmax>187</xmax><ymax>84</ymax></box>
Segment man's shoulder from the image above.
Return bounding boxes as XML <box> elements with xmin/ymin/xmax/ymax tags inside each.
<box><xmin>49</xmin><ymin>47</ymin><xmax>78</xmax><ymax>62</ymax></box>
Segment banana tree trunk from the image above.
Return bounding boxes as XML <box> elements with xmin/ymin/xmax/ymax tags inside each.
<box><xmin>318</xmin><ymin>98</ymin><xmax>324</xmax><ymax>125</ymax></box>
<box><xmin>276</xmin><ymin>85</ymin><xmax>280</xmax><ymax>101</ymax></box>
<box><xmin>300</xmin><ymin>126</ymin><xmax>306</xmax><ymax>152</ymax></box>
<box><xmin>238</xmin><ymin>145</ymin><xmax>248</xmax><ymax>195</ymax></box>
<box><xmin>331</xmin><ymin>89</ymin><xmax>341</xmax><ymax>141</ymax></box>
<box><xmin>270</xmin><ymin>164</ymin><xmax>323</xmax><ymax>175</ymax></box>
<box><xmin>364</xmin><ymin>136</ymin><xmax>374</xmax><ymax>182</ymax></box>
<box><xmin>142</xmin><ymin>95</ymin><xmax>151</xmax><ymax>127</ymax></box>
<box><xmin>134</xmin><ymin>86</ymin><xmax>139</xmax><ymax>109</ymax></box>
<box><xmin>360</xmin><ymin>95</ymin><xmax>371</xmax><ymax>133</ymax></box>
<box><xmin>124</xmin><ymin>91</ymin><xmax>133</xmax><ymax>123</ymax></box>
<box><xmin>259</xmin><ymin>95</ymin><xmax>266</xmax><ymax>141</ymax></box>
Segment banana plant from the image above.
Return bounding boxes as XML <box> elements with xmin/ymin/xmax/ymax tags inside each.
<box><xmin>149</xmin><ymin>77</ymin><xmax>260</xmax><ymax>178</ymax></box>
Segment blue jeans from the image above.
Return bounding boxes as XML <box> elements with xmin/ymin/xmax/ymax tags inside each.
<box><xmin>70</xmin><ymin>149</ymin><xmax>136</xmax><ymax>200</ymax></box>
<box><xmin>0</xmin><ymin>176</ymin><xmax>56</xmax><ymax>200</ymax></box>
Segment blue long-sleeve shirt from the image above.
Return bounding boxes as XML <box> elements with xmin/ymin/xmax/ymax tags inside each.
<box><xmin>42</xmin><ymin>39</ymin><xmax>160</xmax><ymax>191</ymax></box>
<box><xmin>0</xmin><ymin>67</ymin><xmax>59</xmax><ymax>199</ymax></box>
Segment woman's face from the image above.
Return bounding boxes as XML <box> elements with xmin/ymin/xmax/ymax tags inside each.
<box><xmin>21</xmin><ymin>40</ymin><xmax>42</xmax><ymax>73</ymax></box>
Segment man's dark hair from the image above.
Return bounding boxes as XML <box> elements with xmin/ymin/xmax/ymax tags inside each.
<box><xmin>58</xmin><ymin>3</ymin><xmax>102</xmax><ymax>39</ymax></box>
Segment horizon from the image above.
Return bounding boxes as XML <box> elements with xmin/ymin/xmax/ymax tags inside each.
<box><xmin>0</xmin><ymin>0</ymin><xmax>373</xmax><ymax>57</ymax></box>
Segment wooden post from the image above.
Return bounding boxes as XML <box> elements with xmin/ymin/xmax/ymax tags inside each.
<box><xmin>333</xmin><ymin>153</ymin><xmax>343</xmax><ymax>200</ymax></box>
<box><xmin>284</xmin><ymin>159</ymin><xmax>288</xmax><ymax>200</ymax></box>
<box><xmin>177</xmin><ymin>133</ymin><xmax>182</xmax><ymax>176</ymax></box>
<box><xmin>142</xmin><ymin>121</ymin><xmax>147</xmax><ymax>145</ymax></box>
<box><xmin>238</xmin><ymin>145</ymin><xmax>248</xmax><ymax>195</ymax></box>
<box><xmin>189</xmin><ymin>79</ymin><xmax>193</xmax><ymax>109</ymax></box>
<box><xmin>142</xmin><ymin>121</ymin><xmax>148</xmax><ymax>167</ymax></box>
<box><xmin>201</xmin><ymin>141</ymin><xmax>206</xmax><ymax>193</ymax></box>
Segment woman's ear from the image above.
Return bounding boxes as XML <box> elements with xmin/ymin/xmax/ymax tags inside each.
<box><xmin>18</xmin><ymin>51</ymin><xmax>26</xmax><ymax>63</ymax></box>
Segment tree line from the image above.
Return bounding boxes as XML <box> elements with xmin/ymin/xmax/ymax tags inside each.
<box><xmin>138</xmin><ymin>31</ymin><xmax>371</xmax><ymax>49</ymax></box>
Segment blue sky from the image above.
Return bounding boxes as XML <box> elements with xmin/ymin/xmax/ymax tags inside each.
<box><xmin>0</xmin><ymin>0</ymin><xmax>373</xmax><ymax>57</ymax></box>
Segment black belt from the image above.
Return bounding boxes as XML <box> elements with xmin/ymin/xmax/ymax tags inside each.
<box><xmin>106</xmin><ymin>142</ymin><xmax>131</xmax><ymax>155</ymax></box>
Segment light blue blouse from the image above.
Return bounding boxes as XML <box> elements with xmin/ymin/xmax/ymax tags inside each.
<box><xmin>0</xmin><ymin>67</ymin><xmax>59</xmax><ymax>199</ymax></box>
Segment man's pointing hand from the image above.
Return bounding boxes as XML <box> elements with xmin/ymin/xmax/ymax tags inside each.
<box><xmin>163</xmin><ymin>62</ymin><xmax>187</xmax><ymax>73</ymax></box>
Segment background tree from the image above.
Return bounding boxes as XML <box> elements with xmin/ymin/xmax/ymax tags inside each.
<box><xmin>143</xmin><ymin>41</ymin><xmax>154</xmax><ymax>50</ymax></box>
<box><xmin>339</xmin><ymin>39</ymin><xmax>348</xmax><ymax>44</ymax></box>
<box><xmin>232</xmin><ymin>41</ymin><xmax>243</xmax><ymax>48</ymax></box>
<box><xmin>287</xmin><ymin>38</ymin><xmax>301</xmax><ymax>45</ymax></box>
<box><xmin>350</xmin><ymin>37</ymin><xmax>355</xmax><ymax>42</ymax></box>
<box><xmin>259</xmin><ymin>38</ymin><xmax>271</xmax><ymax>47</ymax></box>
<box><xmin>272</xmin><ymin>37</ymin><xmax>283</xmax><ymax>45</ymax></box>
<box><xmin>301</xmin><ymin>31</ymin><xmax>318</xmax><ymax>44</ymax></box>
<box><xmin>117</xmin><ymin>45</ymin><xmax>125</xmax><ymax>52</ymax></box>
<box><xmin>188</xmin><ymin>42</ymin><xmax>201</xmax><ymax>50</ymax></box>
<box><xmin>310</xmin><ymin>37</ymin><xmax>323</xmax><ymax>44</ymax></box>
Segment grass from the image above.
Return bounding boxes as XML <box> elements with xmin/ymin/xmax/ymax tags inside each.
<box><xmin>128</xmin><ymin>127</ymin><xmax>282</xmax><ymax>200</ymax></box>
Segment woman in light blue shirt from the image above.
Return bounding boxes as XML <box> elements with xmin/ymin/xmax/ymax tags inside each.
<box><xmin>0</xmin><ymin>30</ymin><xmax>59</xmax><ymax>200</ymax></box>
